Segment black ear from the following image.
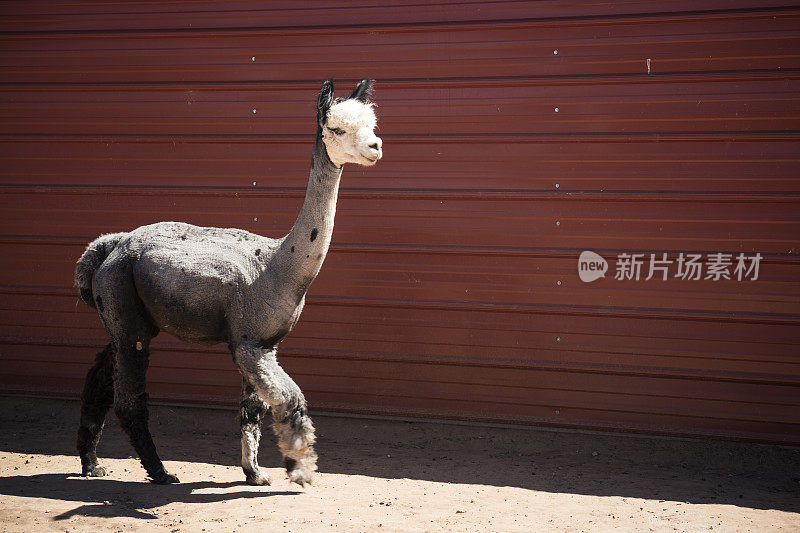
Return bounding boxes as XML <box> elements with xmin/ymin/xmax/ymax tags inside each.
<box><xmin>349</xmin><ymin>79</ymin><xmax>374</xmax><ymax>103</ymax></box>
<box><xmin>317</xmin><ymin>79</ymin><xmax>334</xmax><ymax>125</ymax></box>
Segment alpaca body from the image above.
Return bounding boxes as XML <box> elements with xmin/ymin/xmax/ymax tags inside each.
<box><xmin>74</xmin><ymin>80</ymin><xmax>381</xmax><ymax>487</ymax></box>
<box><xmin>105</xmin><ymin>222</ymin><xmax>293</xmax><ymax>347</ymax></box>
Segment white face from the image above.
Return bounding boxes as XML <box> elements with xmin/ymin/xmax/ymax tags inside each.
<box><xmin>322</xmin><ymin>99</ymin><xmax>383</xmax><ymax>168</ymax></box>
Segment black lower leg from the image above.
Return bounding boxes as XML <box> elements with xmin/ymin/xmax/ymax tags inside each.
<box><xmin>114</xmin><ymin>346</ymin><xmax>178</xmax><ymax>484</ymax></box>
<box><xmin>77</xmin><ymin>343</ymin><xmax>115</xmax><ymax>476</ymax></box>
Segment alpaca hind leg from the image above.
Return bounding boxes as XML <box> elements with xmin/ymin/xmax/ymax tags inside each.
<box><xmin>113</xmin><ymin>340</ymin><xmax>178</xmax><ymax>484</ymax></box>
<box><xmin>239</xmin><ymin>378</ymin><xmax>271</xmax><ymax>485</ymax></box>
<box><xmin>233</xmin><ymin>345</ymin><xmax>317</xmax><ymax>486</ymax></box>
<box><xmin>92</xmin><ymin>259</ymin><xmax>174</xmax><ymax>483</ymax></box>
<box><xmin>77</xmin><ymin>343</ymin><xmax>115</xmax><ymax>477</ymax></box>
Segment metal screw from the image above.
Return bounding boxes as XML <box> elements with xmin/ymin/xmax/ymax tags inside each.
<box><xmin>556</xmin><ymin>220</ymin><xmax>561</xmax><ymax>226</ymax></box>
<box><xmin>555</xmin><ymin>409</ymin><xmax>560</xmax><ymax>415</ymax></box>
<box><xmin>251</xmin><ymin>56</ymin><xmax>256</xmax><ymax>62</ymax></box>
<box><xmin>252</xmin><ymin>108</ymin><xmax>257</xmax><ymax>114</ymax></box>
<box><xmin>557</xmin><ymin>280</ymin><xmax>562</xmax><ymax>286</ymax></box>
<box><xmin>553</xmin><ymin>50</ymin><xmax>558</xmax><ymax>55</ymax></box>
<box><xmin>556</xmin><ymin>336</ymin><xmax>562</xmax><ymax>342</ymax></box>
<box><xmin>253</xmin><ymin>216</ymin><xmax>258</xmax><ymax>222</ymax></box>
<box><xmin>555</xmin><ymin>183</ymin><xmax>560</xmax><ymax>189</ymax></box>
<box><xmin>554</xmin><ymin>107</ymin><xmax>559</xmax><ymax>113</ymax></box>
<box><xmin>252</xmin><ymin>181</ymin><xmax>257</xmax><ymax>186</ymax></box>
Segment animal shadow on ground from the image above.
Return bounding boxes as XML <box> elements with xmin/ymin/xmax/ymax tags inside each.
<box><xmin>1</xmin><ymin>397</ymin><xmax>798</xmax><ymax>514</ymax></box>
<box><xmin>0</xmin><ymin>473</ymin><xmax>300</xmax><ymax>520</ymax></box>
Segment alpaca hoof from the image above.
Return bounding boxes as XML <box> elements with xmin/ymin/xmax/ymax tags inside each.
<box><xmin>245</xmin><ymin>471</ymin><xmax>272</xmax><ymax>486</ymax></box>
<box><xmin>82</xmin><ymin>464</ymin><xmax>107</xmax><ymax>477</ymax></box>
<box><xmin>287</xmin><ymin>467</ymin><xmax>313</xmax><ymax>488</ymax></box>
<box><xmin>150</xmin><ymin>471</ymin><xmax>180</xmax><ymax>484</ymax></box>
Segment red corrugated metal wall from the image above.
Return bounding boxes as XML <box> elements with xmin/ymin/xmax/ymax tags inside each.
<box><xmin>1</xmin><ymin>1</ymin><xmax>799</xmax><ymax>444</ymax></box>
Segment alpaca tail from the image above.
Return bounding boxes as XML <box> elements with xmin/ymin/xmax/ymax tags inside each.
<box><xmin>74</xmin><ymin>232</ymin><xmax>127</xmax><ymax>308</ymax></box>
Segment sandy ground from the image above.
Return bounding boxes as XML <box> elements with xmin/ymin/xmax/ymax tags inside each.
<box><xmin>0</xmin><ymin>396</ymin><xmax>797</xmax><ymax>532</ymax></box>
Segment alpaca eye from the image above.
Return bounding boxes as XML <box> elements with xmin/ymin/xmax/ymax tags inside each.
<box><xmin>328</xmin><ymin>127</ymin><xmax>346</xmax><ymax>136</ymax></box>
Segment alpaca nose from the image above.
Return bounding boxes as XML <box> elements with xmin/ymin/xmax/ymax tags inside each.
<box><xmin>368</xmin><ymin>137</ymin><xmax>383</xmax><ymax>158</ymax></box>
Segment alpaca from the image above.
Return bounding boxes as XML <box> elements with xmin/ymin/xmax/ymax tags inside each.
<box><xmin>74</xmin><ymin>79</ymin><xmax>382</xmax><ymax>486</ymax></box>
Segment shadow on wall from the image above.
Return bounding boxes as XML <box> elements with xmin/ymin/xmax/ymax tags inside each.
<box><xmin>0</xmin><ymin>396</ymin><xmax>797</xmax><ymax>514</ymax></box>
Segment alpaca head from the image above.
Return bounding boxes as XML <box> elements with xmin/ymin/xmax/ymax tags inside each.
<box><xmin>317</xmin><ymin>79</ymin><xmax>382</xmax><ymax>168</ymax></box>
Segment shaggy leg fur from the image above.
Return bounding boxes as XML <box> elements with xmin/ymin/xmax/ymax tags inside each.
<box><xmin>113</xmin><ymin>342</ymin><xmax>178</xmax><ymax>484</ymax></box>
<box><xmin>77</xmin><ymin>343</ymin><xmax>115</xmax><ymax>477</ymax></box>
<box><xmin>233</xmin><ymin>345</ymin><xmax>317</xmax><ymax>486</ymax></box>
<box><xmin>239</xmin><ymin>379</ymin><xmax>271</xmax><ymax>485</ymax></box>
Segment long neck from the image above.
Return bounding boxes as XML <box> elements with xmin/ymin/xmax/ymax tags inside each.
<box><xmin>273</xmin><ymin>134</ymin><xmax>343</xmax><ymax>294</ymax></box>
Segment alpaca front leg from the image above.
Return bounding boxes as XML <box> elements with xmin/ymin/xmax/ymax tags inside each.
<box><xmin>233</xmin><ymin>345</ymin><xmax>318</xmax><ymax>487</ymax></box>
<box><xmin>271</xmin><ymin>401</ymin><xmax>318</xmax><ymax>487</ymax></box>
<box><xmin>239</xmin><ymin>379</ymin><xmax>271</xmax><ymax>485</ymax></box>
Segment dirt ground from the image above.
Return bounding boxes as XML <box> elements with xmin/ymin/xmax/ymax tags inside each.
<box><xmin>0</xmin><ymin>396</ymin><xmax>797</xmax><ymax>532</ymax></box>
